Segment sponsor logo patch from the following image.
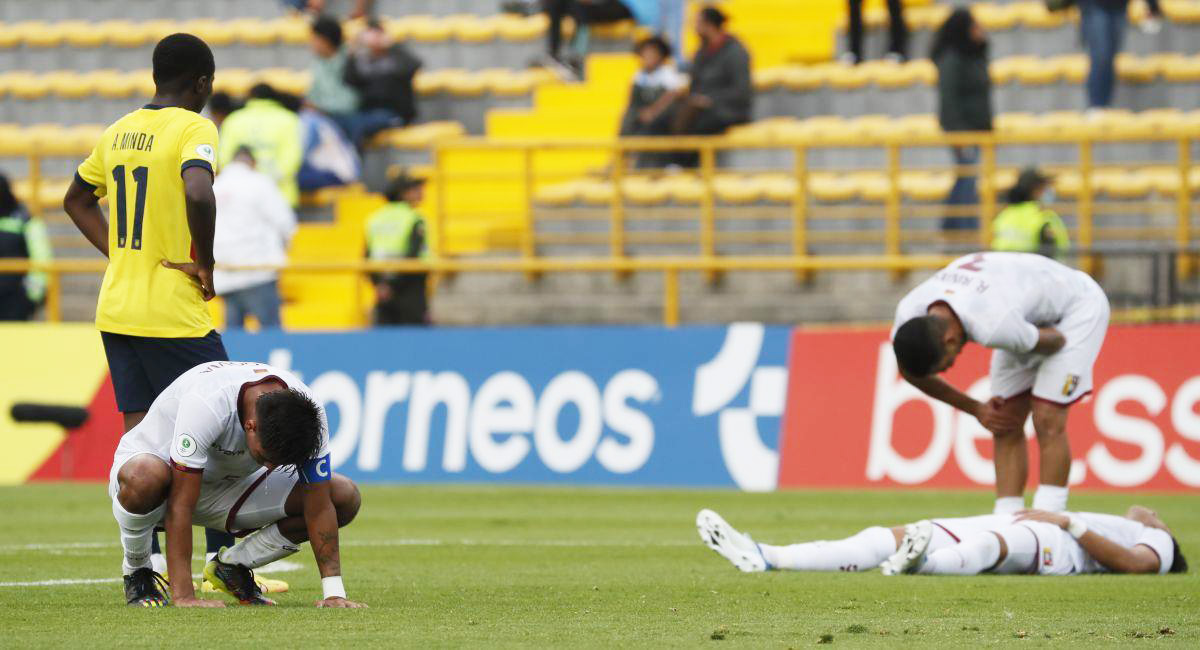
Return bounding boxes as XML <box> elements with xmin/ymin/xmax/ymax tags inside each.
<box><xmin>177</xmin><ymin>433</ymin><xmax>197</xmax><ymax>457</ymax></box>
<box><xmin>195</xmin><ymin>144</ymin><xmax>215</xmax><ymax>163</ymax></box>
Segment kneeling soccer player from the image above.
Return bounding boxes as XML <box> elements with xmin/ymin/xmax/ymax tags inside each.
<box><xmin>108</xmin><ymin>360</ymin><xmax>366</xmax><ymax>608</ymax></box>
<box><xmin>696</xmin><ymin>506</ymin><xmax>1187</xmax><ymax>576</ymax></box>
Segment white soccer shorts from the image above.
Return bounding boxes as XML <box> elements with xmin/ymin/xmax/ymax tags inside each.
<box><xmin>989</xmin><ymin>278</ymin><xmax>1110</xmax><ymax>405</ymax></box>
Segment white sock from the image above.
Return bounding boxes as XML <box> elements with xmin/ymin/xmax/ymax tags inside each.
<box><xmin>918</xmin><ymin>532</ymin><xmax>1001</xmax><ymax>575</ymax></box>
<box><xmin>112</xmin><ymin>499</ymin><xmax>165</xmax><ymax>575</ymax></box>
<box><xmin>1032</xmin><ymin>484</ymin><xmax>1069</xmax><ymax>512</ymax></box>
<box><xmin>994</xmin><ymin>496</ymin><xmax>1024</xmax><ymax>514</ymax></box>
<box><xmin>150</xmin><ymin>553</ymin><xmax>167</xmax><ymax>574</ymax></box>
<box><xmin>217</xmin><ymin>524</ymin><xmax>299</xmax><ymax>569</ymax></box>
<box><xmin>758</xmin><ymin>526</ymin><xmax>895</xmax><ymax>572</ymax></box>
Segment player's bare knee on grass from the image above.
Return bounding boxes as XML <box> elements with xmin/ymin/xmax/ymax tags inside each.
<box><xmin>116</xmin><ymin>456</ymin><xmax>170</xmax><ymax>514</ymax></box>
<box><xmin>330</xmin><ymin>474</ymin><xmax>361</xmax><ymax>527</ymax></box>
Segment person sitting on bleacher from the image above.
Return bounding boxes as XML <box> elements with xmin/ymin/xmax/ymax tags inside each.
<box><xmin>672</xmin><ymin>6</ymin><xmax>752</xmax><ymax>139</ymax></box>
<box><xmin>619</xmin><ymin>35</ymin><xmax>685</xmax><ymax>167</ymax></box>
<box><xmin>307</xmin><ymin>15</ymin><xmax>361</xmax><ymax>141</ymax></box>
<box><xmin>343</xmin><ymin>18</ymin><xmax>422</xmax><ymax>147</ymax></box>
<box><xmin>991</xmin><ymin>167</ymin><xmax>1070</xmax><ymax>260</ymax></box>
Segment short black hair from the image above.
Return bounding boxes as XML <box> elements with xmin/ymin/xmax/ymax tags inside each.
<box><xmin>385</xmin><ymin>171</ymin><xmax>425</xmax><ymax>202</ymax></box>
<box><xmin>893</xmin><ymin>316</ymin><xmax>947</xmax><ymax>377</ymax></box>
<box><xmin>255</xmin><ymin>389</ymin><xmax>324</xmax><ymax>470</ymax></box>
<box><xmin>273</xmin><ymin>91</ymin><xmax>303</xmax><ymax>113</ymax></box>
<box><xmin>634</xmin><ymin>35</ymin><xmax>672</xmax><ymax>59</ymax></box>
<box><xmin>1170</xmin><ymin>537</ymin><xmax>1188</xmax><ymax>574</ymax></box>
<box><xmin>208</xmin><ymin>91</ymin><xmax>238</xmax><ymax>116</ymax></box>
<box><xmin>248</xmin><ymin>82</ymin><xmax>277</xmax><ymax>101</ymax></box>
<box><xmin>152</xmin><ymin>33</ymin><xmax>215</xmax><ymax>92</ymax></box>
<box><xmin>699</xmin><ymin>6</ymin><xmax>727</xmax><ymax>27</ymax></box>
<box><xmin>312</xmin><ymin>15</ymin><xmax>344</xmax><ymax>49</ymax></box>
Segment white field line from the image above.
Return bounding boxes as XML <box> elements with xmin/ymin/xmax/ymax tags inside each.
<box><xmin>0</xmin><ymin>559</ymin><xmax>306</xmax><ymax>588</ymax></box>
<box><xmin>0</xmin><ymin>538</ymin><xmax>695</xmax><ymax>553</ymax></box>
<box><xmin>0</xmin><ymin>541</ymin><xmax>694</xmax><ymax>588</ymax></box>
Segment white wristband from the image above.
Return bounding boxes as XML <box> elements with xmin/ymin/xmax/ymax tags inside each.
<box><xmin>322</xmin><ymin>576</ymin><xmax>346</xmax><ymax>600</ymax></box>
<box><xmin>1066</xmin><ymin>516</ymin><xmax>1088</xmax><ymax>539</ymax></box>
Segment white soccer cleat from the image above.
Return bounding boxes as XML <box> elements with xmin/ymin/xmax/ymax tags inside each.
<box><xmin>696</xmin><ymin>509</ymin><xmax>768</xmax><ymax>572</ymax></box>
<box><xmin>880</xmin><ymin>519</ymin><xmax>934</xmax><ymax>576</ymax></box>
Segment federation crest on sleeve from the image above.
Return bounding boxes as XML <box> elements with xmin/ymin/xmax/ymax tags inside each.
<box><xmin>177</xmin><ymin>433</ymin><xmax>197</xmax><ymax>457</ymax></box>
<box><xmin>1061</xmin><ymin>374</ymin><xmax>1080</xmax><ymax>397</ymax></box>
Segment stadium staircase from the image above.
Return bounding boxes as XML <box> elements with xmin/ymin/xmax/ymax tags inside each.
<box><xmin>1</xmin><ymin>0</ymin><xmax>1198</xmax><ymax>325</ymax></box>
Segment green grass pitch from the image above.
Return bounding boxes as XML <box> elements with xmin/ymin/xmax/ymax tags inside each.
<box><xmin>0</xmin><ymin>484</ymin><xmax>1196</xmax><ymax>647</ymax></box>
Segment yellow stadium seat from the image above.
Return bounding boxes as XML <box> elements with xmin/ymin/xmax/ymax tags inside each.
<box><xmin>852</xmin><ymin>171</ymin><xmax>890</xmax><ymax>203</ymax></box>
<box><xmin>104</xmin><ymin>21</ymin><xmax>153</xmax><ymax>47</ymax></box>
<box><xmin>825</xmin><ymin>62</ymin><xmax>872</xmax><ymax>90</ymax></box>
<box><xmin>255</xmin><ymin>68</ymin><xmax>309</xmax><ymax>96</ymax></box>
<box><xmin>1014</xmin><ymin>2</ymin><xmax>1070</xmax><ymax>29</ymax></box>
<box><xmin>1057</xmin><ymin>54</ymin><xmax>1090</xmax><ymax>84</ymax></box>
<box><xmin>0</xmin><ymin>25</ymin><xmax>19</xmax><ymax>49</ymax></box>
<box><xmin>229</xmin><ymin>18</ymin><xmax>280</xmax><ymax>46</ymax></box>
<box><xmin>663</xmin><ymin>174</ymin><xmax>704</xmax><ymax>204</ymax></box>
<box><xmin>1163</xmin><ymin>0</ymin><xmax>1200</xmax><ymax>23</ymax></box>
<box><xmin>18</xmin><ymin>21</ymin><xmax>68</xmax><ymax>48</ymax></box>
<box><xmin>371</xmin><ymin>121</ymin><xmax>465</xmax><ymax>149</ymax></box>
<box><xmin>779</xmin><ymin>65</ymin><xmax>824</xmax><ymax>91</ymax></box>
<box><xmin>759</xmin><ymin>173</ymin><xmax>797</xmax><ymax>203</ymax></box>
<box><xmin>484</xmin><ymin>69</ymin><xmax>538</xmax><ymax>96</ymax></box>
<box><xmin>497</xmin><ymin>13</ymin><xmax>547</xmax><ymax>42</ymax></box>
<box><xmin>622</xmin><ymin>176</ymin><xmax>669</xmax><ymax>205</ymax></box>
<box><xmin>808</xmin><ymin>172</ymin><xmax>856</xmax><ymax>202</ymax></box>
<box><xmin>714</xmin><ymin>174</ymin><xmax>762</xmax><ymax>204</ymax></box>
<box><xmin>971</xmin><ymin>3</ymin><xmax>1021</xmax><ymax>30</ymax></box>
<box><xmin>901</xmin><ymin>171</ymin><xmax>953</xmax><ymax>202</ymax></box>
<box><xmin>578</xmin><ymin>178</ymin><xmax>615</xmax><ymax>205</ymax></box>
<box><xmin>1014</xmin><ymin>57</ymin><xmax>1062</xmax><ymax>85</ymax></box>
<box><xmin>450</xmin><ymin>15</ymin><xmax>499</xmax><ymax>43</ymax></box>
<box><xmin>46</xmin><ymin>71</ymin><xmax>94</xmax><ymax>99</ymax></box>
<box><xmin>90</xmin><ymin>69</ymin><xmax>138</xmax><ymax>99</ymax></box>
<box><xmin>445</xmin><ymin>70</ymin><xmax>488</xmax><ymax>98</ymax></box>
<box><xmin>60</xmin><ymin>21</ymin><xmax>106</xmax><ymax>48</ymax></box>
<box><xmin>904</xmin><ymin>4</ymin><xmax>952</xmax><ymax>30</ymax></box>
<box><xmin>1096</xmin><ymin>169</ymin><xmax>1153</xmax><ymax>199</ymax></box>
<box><xmin>212</xmin><ymin>68</ymin><xmax>258</xmax><ymax>96</ymax></box>
<box><xmin>1162</xmin><ymin>54</ymin><xmax>1200</xmax><ymax>83</ymax></box>
<box><xmin>534</xmin><ymin>179</ymin><xmax>583</xmax><ymax>205</ymax></box>
<box><xmin>1116</xmin><ymin>53</ymin><xmax>1159</xmax><ymax>82</ymax></box>
<box><xmin>892</xmin><ymin>114</ymin><xmax>940</xmax><ymax>138</ymax></box>
<box><xmin>277</xmin><ymin>16</ymin><xmax>313</xmax><ymax>45</ymax></box>
<box><xmin>752</xmin><ymin>67</ymin><xmax>785</xmax><ymax>92</ymax></box>
<box><xmin>6</xmin><ymin>72</ymin><xmax>52</xmax><ymax>100</ymax></box>
<box><xmin>407</xmin><ymin>15</ymin><xmax>454</xmax><ymax>43</ymax></box>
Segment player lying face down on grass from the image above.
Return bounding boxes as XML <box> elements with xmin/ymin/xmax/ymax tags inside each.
<box><xmin>890</xmin><ymin>252</ymin><xmax>1110</xmax><ymax>516</ymax></box>
<box><xmin>108</xmin><ymin>361</ymin><xmax>365</xmax><ymax>608</ymax></box>
<box><xmin>697</xmin><ymin>506</ymin><xmax>1187</xmax><ymax>577</ymax></box>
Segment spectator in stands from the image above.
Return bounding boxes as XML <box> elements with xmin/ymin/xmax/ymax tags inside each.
<box><xmin>366</xmin><ymin>171</ymin><xmax>429</xmax><ymax>326</ymax></box>
<box><xmin>543</xmin><ymin>0</ymin><xmax>635</xmax><ymax>79</ymax></box>
<box><xmin>619</xmin><ymin>35</ymin><xmax>685</xmax><ymax>167</ymax></box>
<box><xmin>343</xmin><ymin>18</ymin><xmax>422</xmax><ymax>147</ymax></box>
<box><xmin>308</xmin><ymin>15</ymin><xmax>361</xmax><ymax>137</ymax></box>
<box><xmin>0</xmin><ymin>173</ymin><xmax>51</xmax><ymax>321</ymax></box>
<box><xmin>207</xmin><ymin>91</ymin><xmax>240</xmax><ymax>130</ymax></box>
<box><xmin>672</xmin><ymin>6</ymin><xmax>752</xmax><ymax>139</ymax></box>
<box><xmin>991</xmin><ymin>167</ymin><xmax>1069</xmax><ymax>259</ymax></box>
<box><xmin>213</xmin><ymin>147</ymin><xmax>297</xmax><ymax>330</ymax></box>
<box><xmin>1076</xmin><ymin>0</ymin><xmax>1164</xmax><ymax>111</ymax></box>
<box><xmin>845</xmin><ymin>0</ymin><xmax>908</xmax><ymax>64</ymax></box>
<box><xmin>284</xmin><ymin>0</ymin><xmax>372</xmax><ymax>19</ymax></box>
<box><xmin>932</xmin><ymin>7</ymin><xmax>992</xmax><ymax>234</ymax></box>
<box><xmin>219</xmin><ymin>83</ymin><xmax>304</xmax><ymax>206</ymax></box>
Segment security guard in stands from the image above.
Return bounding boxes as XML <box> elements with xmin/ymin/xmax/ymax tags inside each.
<box><xmin>991</xmin><ymin>166</ymin><xmax>1070</xmax><ymax>259</ymax></box>
<box><xmin>0</xmin><ymin>173</ymin><xmax>52</xmax><ymax>321</ymax></box>
<box><xmin>366</xmin><ymin>170</ymin><xmax>429</xmax><ymax>326</ymax></box>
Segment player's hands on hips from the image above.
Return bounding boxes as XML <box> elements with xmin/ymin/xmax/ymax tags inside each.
<box><xmin>974</xmin><ymin>397</ymin><xmax>1023</xmax><ymax>435</ymax></box>
<box><xmin>161</xmin><ymin>260</ymin><xmax>216</xmax><ymax>301</ymax></box>
<box><xmin>316</xmin><ymin>596</ymin><xmax>368</xmax><ymax>608</ymax></box>
<box><xmin>174</xmin><ymin>596</ymin><xmax>225</xmax><ymax>608</ymax></box>
<box><xmin>1013</xmin><ymin>509</ymin><xmax>1070</xmax><ymax>530</ymax></box>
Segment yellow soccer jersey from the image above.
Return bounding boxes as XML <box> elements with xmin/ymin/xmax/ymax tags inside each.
<box><xmin>76</xmin><ymin>105</ymin><xmax>219</xmax><ymax>338</ymax></box>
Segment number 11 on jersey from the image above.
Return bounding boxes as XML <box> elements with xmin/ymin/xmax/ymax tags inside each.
<box><xmin>111</xmin><ymin>165</ymin><xmax>149</xmax><ymax>250</ymax></box>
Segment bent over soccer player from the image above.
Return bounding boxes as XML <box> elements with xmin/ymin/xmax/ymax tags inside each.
<box><xmin>696</xmin><ymin>507</ymin><xmax>1187</xmax><ymax>576</ymax></box>
<box><xmin>891</xmin><ymin>252</ymin><xmax>1110</xmax><ymax>514</ymax></box>
<box><xmin>109</xmin><ymin>361</ymin><xmax>365</xmax><ymax>608</ymax></box>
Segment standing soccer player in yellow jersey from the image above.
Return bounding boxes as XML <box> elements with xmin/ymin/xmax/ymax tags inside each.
<box><xmin>63</xmin><ymin>34</ymin><xmax>284</xmax><ymax>604</ymax></box>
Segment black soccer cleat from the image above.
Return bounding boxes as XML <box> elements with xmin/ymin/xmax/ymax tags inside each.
<box><xmin>202</xmin><ymin>555</ymin><xmax>276</xmax><ymax>606</ymax></box>
<box><xmin>124</xmin><ymin>567</ymin><xmax>170</xmax><ymax>607</ymax></box>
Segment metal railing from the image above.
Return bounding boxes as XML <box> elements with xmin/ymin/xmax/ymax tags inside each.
<box><xmin>427</xmin><ymin>130</ymin><xmax>1199</xmax><ymax>276</ymax></box>
<box><xmin>2</xmin><ymin>252</ymin><xmax>1198</xmax><ymax>327</ymax></box>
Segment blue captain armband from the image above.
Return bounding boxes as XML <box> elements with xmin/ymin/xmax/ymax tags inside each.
<box><xmin>299</xmin><ymin>454</ymin><xmax>332</xmax><ymax>483</ymax></box>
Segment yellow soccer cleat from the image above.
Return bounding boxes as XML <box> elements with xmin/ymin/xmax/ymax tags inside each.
<box><xmin>201</xmin><ymin>574</ymin><xmax>289</xmax><ymax>593</ymax></box>
<box><xmin>202</xmin><ymin>557</ymin><xmax>276</xmax><ymax>606</ymax></box>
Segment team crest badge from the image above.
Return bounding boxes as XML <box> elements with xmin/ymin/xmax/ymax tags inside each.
<box><xmin>1043</xmin><ymin>546</ymin><xmax>1053</xmax><ymax>567</ymax></box>
<box><xmin>1061</xmin><ymin>374</ymin><xmax>1080</xmax><ymax>396</ymax></box>
<box><xmin>195</xmin><ymin>144</ymin><xmax>215</xmax><ymax>163</ymax></box>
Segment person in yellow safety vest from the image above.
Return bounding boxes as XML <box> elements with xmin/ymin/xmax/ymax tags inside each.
<box><xmin>0</xmin><ymin>173</ymin><xmax>51</xmax><ymax>321</ymax></box>
<box><xmin>218</xmin><ymin>83</ymin><xmax>303</xmax><ymax>206</ymax></box>
<box><xmin>366</xmin><ymin>171</ymin><xmax>429</xmax><ymax>325</ymax></box>
<box><xmin>991</xmin><ymin>166</ymin><xmax>1070</xmax><ymax>259</ymax></box>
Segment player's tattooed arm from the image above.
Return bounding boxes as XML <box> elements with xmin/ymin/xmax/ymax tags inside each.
<box><xmin>1031</xmin><ymin>327</ymin><xmax>1066</xmax><ymax>355</ymax></box>
<box><xmin>303</xmin><ymin>481</ymin><xmax>343</xmax><ymax>578</ymax></box>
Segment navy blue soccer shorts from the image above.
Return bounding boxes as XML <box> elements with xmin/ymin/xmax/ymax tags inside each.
<box><xmin>100</xmin><ymin>330</ymin><xmax>229</xmax><ymax>413</ymax></box>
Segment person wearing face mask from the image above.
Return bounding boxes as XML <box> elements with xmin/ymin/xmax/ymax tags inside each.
<box><xmin>932</xmin><ymin>8</ymin><xmax>993</xmax><ymax>235</ymax></box>
<box><xmin>992</xmin><ymin>167</ymin><xmax>1070</xmax><ymax>259</ymax></box>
